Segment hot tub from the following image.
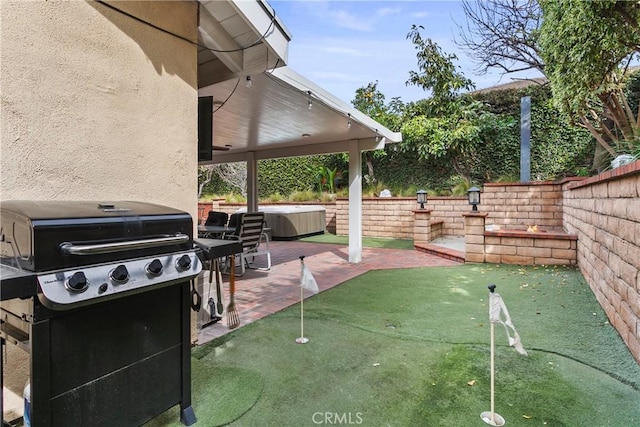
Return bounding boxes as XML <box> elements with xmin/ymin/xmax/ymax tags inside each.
<box><xmin>238</xmin><ymin>205</ymin><xmax>326</xmax><ymax>240</ymax></box>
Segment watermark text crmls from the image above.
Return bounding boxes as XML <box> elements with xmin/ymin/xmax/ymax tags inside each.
<box><xmin>312</xmin><ymin>412</ymin><xmax>364</xmax><ymax>425</ymax></box>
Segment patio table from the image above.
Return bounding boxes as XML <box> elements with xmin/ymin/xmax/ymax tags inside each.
<box><xmin>198</xmin><ymin>225</ymin><xmax>236</xmax><ymax>239</ymax></box>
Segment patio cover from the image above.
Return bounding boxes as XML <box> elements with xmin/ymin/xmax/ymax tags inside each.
<box><xmin>198</xmin><ymin>67</ymin><xmax>402</xmax><ymax>163</ymax></box>
<box><xmin>197</xmin><ymin>1</ymin><xmax>402</xmax><ymax>263</ymax></box>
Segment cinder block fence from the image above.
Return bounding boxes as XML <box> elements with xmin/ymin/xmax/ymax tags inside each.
<box><xmin>198</xmin><ymin>160</ymin><xmax>640</xmax><ymax>363</ymax></box>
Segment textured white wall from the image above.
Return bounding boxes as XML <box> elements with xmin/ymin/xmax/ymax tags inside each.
<box><xmin>0</xmin><ymin>1</ymin><xmax>198</xmax><ymax>419</ymax></box>
<box><xmin>1</xmin><ymin>1</ymin><xmax>198</xmax><ymax>219</ymax></box>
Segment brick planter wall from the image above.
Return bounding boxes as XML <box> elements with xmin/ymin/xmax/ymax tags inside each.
<box><xmin>335</xmin><ymin>197</ymin><xmax>415</xmax><ymax>238</ymax></box>
<box><xmin>334</xmin><ymin>197</ymin><xmax>468</xmax><ymax>239</ymax></box>
<box><xmin>462</xmin><ymin>212</ymin><xmax>577</xmax><ymax>265</ymax></box>
<box><xmin>482</xmin><ymin>181</ymin><xmax>564</xmax><ymax>230</ymax></box>
<box><xmin>563</xmin><ymin>160</ymin><xmax>640</xmax><ymax>363</ymax></box>
<box><xmin>196</xmin><ymin>166</ymin><xmax>640</xmax><ymax>362</ymax></box>
<box><xmin>199</xmin><ymin>189</ymin><xmax>562</xmax><ymax>240</ymax></box>
<box><xmin>428</xmin><ymin>197</ymin><xmax>469</xmax><ymax>236</ymax></box>
<box><xmin>484</xmin><ymin>229</ymin><xmax>577</xmax><ymax>265</ymax></box>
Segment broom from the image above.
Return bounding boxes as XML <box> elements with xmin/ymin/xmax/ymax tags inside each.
<box><xmin>226</xmin><ymin>255</ymin><xmax>240</xmax><ymax>329</ymax></box>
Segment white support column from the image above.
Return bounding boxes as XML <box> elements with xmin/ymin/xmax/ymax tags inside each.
<box><xmin>348</xmin><ymin>140</ymin><xmax>362</xmax><ymax>263</ymax></box>
<box><xmin>246</xmin><ymin>151</ymin><xmax>259</xmax><ymax>212</ymax></box>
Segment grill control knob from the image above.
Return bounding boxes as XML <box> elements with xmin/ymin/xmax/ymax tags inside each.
<box><xmin>176</xmin><ymin>254</ymin><xmax>192</xmax><ymax>270</ymax></box>
<box><xmin>110</xmin><ymin>264</ymin><xmax>129</xmax><ymax>284</ymax></box>
<box><xmin>66</xmin><ymin>271</ymin><xmax>89</xmax><ymax>293</ymax></box>
<box><xmin>147</xmin><ymin>259</ymin><xmax>163</xmax><ymax>276</ymax></box>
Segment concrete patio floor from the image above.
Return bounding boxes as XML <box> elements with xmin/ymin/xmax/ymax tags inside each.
<box><xmin>196</xmin><ymin>240</ymin><xmax>462</xmax><ymax>345</ymax></box>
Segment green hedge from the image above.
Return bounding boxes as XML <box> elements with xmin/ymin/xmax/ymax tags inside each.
<box><xmin>203</xmin><ymin>84</ymin><xmax>595</xmax><ymax>198</ymax></box>
<box><xmin>257</xmin><ymin>155</ymin><xmax>338</xmax><ymax>198</ymax></box>
<box><xmin>370</xmin><ymin>84</ymin><xmax>594</xmax><ymax>190</ymax></box>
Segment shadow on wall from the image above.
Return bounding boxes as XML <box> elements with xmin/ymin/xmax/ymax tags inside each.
<box><xmin>89</xmin><ymin>1</ymin><xmax>197</xmax><ymax>86</ymax></box>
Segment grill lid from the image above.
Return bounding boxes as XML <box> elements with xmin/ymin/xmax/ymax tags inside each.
<box><xmin>1</xmin><ymin>200</ymin><xmax>194</xmax><ymax>272</ymax></box>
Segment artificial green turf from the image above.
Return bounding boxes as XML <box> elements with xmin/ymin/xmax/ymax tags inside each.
<box><xmin>145</xmin><ymin>359</ymin><xmax>264</xmax><ymax>426</ymax></box>
<box><xmin>148</xmin><ymin>264</ymin><xmax>640</xmax><ymax>427</ymax></box>
<box><xmin>299</xmin><ymin>232</ymin><xmax>414</xmax><ymax>250</ymax></box>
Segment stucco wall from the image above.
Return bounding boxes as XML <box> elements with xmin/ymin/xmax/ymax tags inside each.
<box><xmin>1</xmin><ymin>0</ymin><xmax>198</xmax><ymax>219</ymax></box>
<box><xmin>0</xmin><ymin>1</ymin><xmax>198</xmax><ymax>420</ymax></box>
<box><xmin>562</xmin><ymin>161</ymin><xmax>640</xmax><ymax>364</ymax></box>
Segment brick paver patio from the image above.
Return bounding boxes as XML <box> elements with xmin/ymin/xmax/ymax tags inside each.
<box><xmin>197</xmin><ymin>240</ymin><xmax>461</xmax><ymax>344</ymax></box>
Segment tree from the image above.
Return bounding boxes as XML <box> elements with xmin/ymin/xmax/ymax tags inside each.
<box><xmin>198</xmin><ymin>163</ymin><xmax>247</xmax><ymax>198</ymax></box>
<box><xmin>213</xmin><ymin>163</ymin><xmax>247</xmax><ymax>197</ymax></box>
<box><xmin>400</xmin><ymin>25</ymin><xmax>509</xmax><ymax>182</ymax></box>
<box><xmin>406</xmin><ymin>25</ymin><xmax>475</xmax><ymax>116</ymax></box>
<box><xmin>458</xmin><ymin>0</ymin><xmax>640</xmax><ymax>163</ymax></box>
<box><xmin>198</xmin><ymin>165</ymin><xmax>216</xmax><ymax>198</ymax></box>
<box><xmin>401</xmin><ymin>101</ymin><xmax>493</xmax><ymax>180</ymax></box>
<box><xmin>456</xmin><ymin>0</ymin><xmax>544</xmax><ymax>76</ymax></box>
<box><xmin>351</xmin><ymin>81</ymin><xmax>402</xmax><ymax>185</ymax></box>
<box><xmin>538</xmin><ymin>0</ymin><xmax>640</xmax><ymax>157</ymax></box>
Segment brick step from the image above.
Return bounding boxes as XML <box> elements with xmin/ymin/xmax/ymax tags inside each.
<box><xmin>414</xmin><ymin>243</ymin><xmax>465</xmax><ymax>264</ymax></box>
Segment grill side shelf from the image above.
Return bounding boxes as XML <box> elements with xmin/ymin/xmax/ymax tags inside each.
<box><xmin>0</xmin><ymin>265</ymin><xmax>38</xmax><ymax>300</ymax></box>
<box><xmin>193</xmin><ymin>238</ymin><xmax>242</xmax><ymax>259</ymax></box>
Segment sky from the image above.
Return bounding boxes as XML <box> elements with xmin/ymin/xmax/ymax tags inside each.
<box><xmin>271</xmin><ymin>0</ymin><xmax>544</xmax><ymax>105</ymax></box>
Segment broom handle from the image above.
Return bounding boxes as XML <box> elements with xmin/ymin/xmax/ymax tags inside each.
<box><xmin>230</xmin><ymin>256</ymin><xmax>236</xmax><ymax>296</ymax></box>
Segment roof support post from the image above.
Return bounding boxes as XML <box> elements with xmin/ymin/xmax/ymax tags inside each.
<box><xmin>246</xmin><ymin>151</ymin><xmax>258</xmax><ymax>212</ymax></box>
<box><xmin>348</xmin><ymin>140</ymin><xmax>362</xmax><ymax>263</ymax></box>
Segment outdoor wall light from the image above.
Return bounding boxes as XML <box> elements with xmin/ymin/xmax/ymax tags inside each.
<box><xmin>416</xmin><ymin>189</ymin><xmax>428</xmax><ymax>209</ymax></box>
<box><xmin>467</xmin><ymin>186</ymin><xmax>481</xmax><ymax>211</ymax></box>
<box><xmin>245</xmin><ymin>76</ymin><xmax>252</xmax><ymax>88</ymax></box>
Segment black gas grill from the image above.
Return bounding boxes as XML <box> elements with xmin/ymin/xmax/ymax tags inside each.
<box><xmin>0</xmin><ymin>201</ymin><xmax>202</xmax><ymax>426</ymax></box>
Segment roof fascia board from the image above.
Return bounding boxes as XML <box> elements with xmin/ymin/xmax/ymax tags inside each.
<box><xmin>257</xmin><ymin>0</ymin><xmax>293</xmax><ymax>41</ymax></box>
<box><xmin>242</xmin><ymin>44</ymin><xmax>282</xmax><ymax>75</ymax></box>
<box><xmin>229</xmin><ymin>0</ymin><xmax>290</xmax><ymax>65</ymax></box>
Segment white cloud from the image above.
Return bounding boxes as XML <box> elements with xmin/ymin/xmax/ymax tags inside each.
<box><xmin>301</xmin><ymin>2</ymin><xmax>403</xmax><ymax>32</ymax></box>
<box><xmin>411</xmin><ymin>11</ymin><xmax>431</xmax><ymax>19</ymax></box>
<box><xmin>277</xmin><ymin>1</ymin><xmax>535</xmax><ymax>103</ymax></box>
<box><xmin>376</xmin><ymin>7</ymin><xmax>402</xmax><ymax>18</ymax></box>
<box><xmin>331</xmin><ymin>9</ymin><xmax>373</xmax><ymax>31</ymax></box>
<box><xmin>312</xmin><ymin>71</ymin><xmax>368</xmax><ymax>83</ymax></box>
<box><xmin>288</xmin><ymin>35</ymin><xmax>419</xmax><ymax>103</ymax></box>
<box><xmin>321</xmin><ymin>46</ymin><xmax>371</xmax><ymax>57</ymax></box>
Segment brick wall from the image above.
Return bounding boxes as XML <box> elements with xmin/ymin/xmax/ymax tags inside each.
<box><xmin>562</xmin><ymin>160</ymin><xmax>640</xmax><ymax>364</ymax></box>
<box><xmin>482</xmin><ymin>182</ymin><xmax>564</xmax><ymax>230</ymax></box>
<box><xmin>200</xmin><ymin>189</ymin><xmax>561</xmax><ymax>240</ymax></box>
<box><xmin>428</xmin><ymin>197</ymin><xmax>469</xmax><ymax>236</ymax></box>
<box><xmin>335</xmin><ymin>197</ymin><xmax>415</xmax><ymax>238</ymax></box>
<box><xmin>334</xmin><ymin>197</ymin><xmax>468</xmax><ymax>239</ymax></box>
<box><xmin>484</xmin><ymin>230</ymin><xmax>577</xmax><ymax>265</ymax></box>
<box><xmin>196</xmin><ymin>167</ymin><xmax>640</xmax><ymax>362</ymax></box>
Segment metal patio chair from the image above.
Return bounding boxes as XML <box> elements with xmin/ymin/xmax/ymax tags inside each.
<box><xmin>224</xmin><ymin>212</ymin><xmax>271</xmax><ymax>276</ymax></box>
<box><xmin>199</xmin><ymin>211</ymin><xmax>229</xmax><ymax>238</ymax></box>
